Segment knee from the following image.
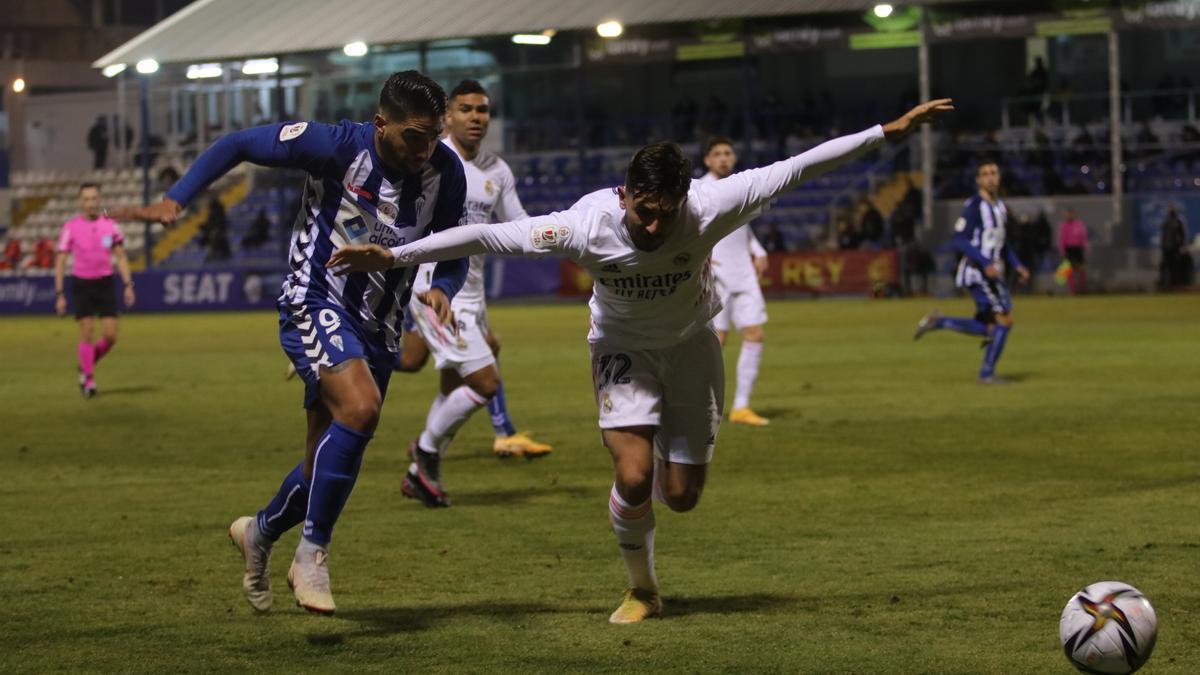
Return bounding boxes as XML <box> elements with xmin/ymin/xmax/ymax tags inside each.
<box><xmin>470</xmin><ymin>378</ymin><xmax>500</xmax><ymax>400</ymax></box>
<box><xmin>742</xmin><ymin>325</ymin><xmax>764</xmax><ymax>343</ymax></box>
<box><xmin>102</xmin><ymin>332</ymin><xmax>118</xmax><ymax>345</ymax></box>
<box><xmin>664</xmin><ymin>484</ymin><xmax>702</xmax><ymax>513</ymax></box>
<box><xmin>995</xmin><ymin>313</ymin><xmax>1015</xmax><ymax>328</ymax></box>
<box><xmin>614</xmin><ymin>467</ymin><xmax>653</xmax><ymax>504</ymax></box>
<box><xmin>335</xmin><ymin>396</ymin><xmax>382</xmax><ymax>433</ymax></box>
<box><xmin>396</xmin><ymin>352</ymin><xmax>426</xmax><ymax>373</ymax></box>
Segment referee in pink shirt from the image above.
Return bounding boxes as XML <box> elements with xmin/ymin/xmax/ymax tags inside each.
<box><xmin>1058</xmin><ymin>208</ymin><xmax>1089</xmax><ymax>294</ymax></box>
<box><xmin>54</xmin><ymin>183</ymin><xmax>135</xmax><ymax>398</ymax></box>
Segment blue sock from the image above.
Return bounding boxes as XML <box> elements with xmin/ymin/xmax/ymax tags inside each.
<box><xmin>487</xmin><ymin>378</ymin><xmax>518</xmax><ymax>437</ymax></box>
<box><xmin>980</xmin><ymin>324</ymin><xmax>1011</xmax><ymax>378</ymax></box>
<box><xmin>936</xmin><ymin>316</ymin><xmax>988</xmax><ymax>336</ymax></box>
<box><xmin>256</xmin><ymin>462</ymin><xmax>310</xmax><ymax>542</ymax></box>
<box><xmin>302</xmin><ymin>421</ymin><xmax>371</xmax><ymax>547</ymax></box>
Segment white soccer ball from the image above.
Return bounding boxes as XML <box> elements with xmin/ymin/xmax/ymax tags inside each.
<box><xmin>1059</xmin><ymin>581</ymin><xmax>1157</xmax><ymax>674</ymax></box>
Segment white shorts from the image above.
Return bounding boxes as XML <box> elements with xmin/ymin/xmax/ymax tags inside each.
<box><xmin>408</xmin><ymin>298</ymin><xmax>495</xmax><ymax>377</ymax></box>
<box><xmin>589</xmin><ymin>328</ymin><xmax>725</xmax><ymax>465</ymax></box>
<box><xmin>712</xmin><ymin>284</ymin><xmax>768</xmax><ymax>332</ymax></box>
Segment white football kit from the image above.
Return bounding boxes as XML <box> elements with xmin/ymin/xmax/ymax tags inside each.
<box><xmin>408</xmin><ymin>138</ymin><xmax>527</xmax><ymax>376</ymax></box>
<box><xmin>700</xmin><ymin>172</ymin><xmax>770</xmax><ymax>332</ymax></box>
<box><xmin>388</xmin><ymin>126</ymin><xmax>886</xmax><ymax>463</ymax></box>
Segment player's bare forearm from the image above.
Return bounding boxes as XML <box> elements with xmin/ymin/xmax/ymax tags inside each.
<box><xmin>110</xmin><ymin>198</ymin><xmax>183</xmax><ymax>226</ymax></box>
<box><xmin>881</xmin><ymin>99</ymin><xmax>955</xmax><ymax>140</ymax></box>
<box><xmin>53</xmin><ymin>253</ymin><xmax>67</xmax><ymax>294</ymax></box>
<box><xmin>326</xmin><ymin>244</ymin><xmax>395</xmax><ymax>275</ymax></box>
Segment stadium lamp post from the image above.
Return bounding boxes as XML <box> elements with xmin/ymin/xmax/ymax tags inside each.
<box><xmin>136</xmin><ymin>59</ymin><xmax>159</xmax><ymax>269</ymax></box>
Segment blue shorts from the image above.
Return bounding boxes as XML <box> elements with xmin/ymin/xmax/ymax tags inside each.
<box><xmin>279</xmin><ymin>304</ymin><xmax>395</xmax><ymax>409</ymax></box>
<box><xmin>968</xmin><ymin>278</ymin><xmax>1012</xmax><ymax>323</ymax></box>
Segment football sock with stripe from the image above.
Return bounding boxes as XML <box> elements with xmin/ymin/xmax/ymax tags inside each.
<box><xmin>418</xmin><ymin>385</ymin><xmax>489</xmax><ymax>456</ymax></box>
<box><xmin>609</xmin><ymin>484</ymin><xmax>658</xmax><ymax>592</ymax></box>
<box><xmin>256</xmin><ymin>462</ymin><xmax>310</xmax><ymax>544</ymax></box>
<box><xmin>487</xmin><ymin>378</ymin><xmax>518</xmax><ymax>437</ymax></box>
<box><xmin>302</xmin><ymin>421</ymin><xmax>370</xmax><ymax>547</ymax></box>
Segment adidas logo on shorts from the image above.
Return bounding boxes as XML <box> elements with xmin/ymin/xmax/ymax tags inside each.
<box><xmin>601</xmin><ymin>264</ymin><xmax>621</xmax><ymax>273</ymax></box>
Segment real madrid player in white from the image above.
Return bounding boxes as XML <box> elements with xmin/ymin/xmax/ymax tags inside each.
<box><xmin>399</xmin><ymin>80</ymin><xmax>552</xmax><ymax>508</ymax></box>
<box><xmin>699</xmin><ymin>136</ymin><xmax>772</xmax><ymax>426</ymax></box>
<box><xmin>329</xmin><ymin>99</ymin><xmax>954</xmax><ymax>623</ymax></box>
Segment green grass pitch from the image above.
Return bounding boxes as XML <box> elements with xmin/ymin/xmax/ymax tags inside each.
<box><xmin>2</xmin><ymin>294</ymin><xmax>1198</xmax><ymax>673</ymax></box>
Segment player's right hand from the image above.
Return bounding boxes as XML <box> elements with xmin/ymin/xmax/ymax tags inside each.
<box><xmin>984</xmin><ymin>264</ymin><xmax>1000</xmax><ymax>279</ymax></box>
<box><xmin>55</xmin><ymin>295</ymin><xmax>66</xmax><ymax>317</ymax></box>
<box><xmin>109</xmin><ymin>198</ymin><xmax>184</xmax><ymax>225</ymax></box>
<box><xmin>326</xmin><ymin>244</ymin><xmax>395</xmax><ymax>275</ymax></box>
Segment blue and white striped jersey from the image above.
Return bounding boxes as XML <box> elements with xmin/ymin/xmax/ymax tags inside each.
<box><xmin>166</xmin><ymin>120</ymin><xmax>468</xmax><ymax>351</ymax></box>
<box><xmin>952</xmin><ymin>193</ymin><xmax>1021</xmax><ymax>287</ymax></box>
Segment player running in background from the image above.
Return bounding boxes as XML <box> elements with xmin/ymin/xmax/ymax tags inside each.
<box><xmin>699</xmin><ymin>137</ymin><xmax>771</xmax><ymax>427</ymax></box>
<box><xmin>913</xmin><ymin>160</ymin><xmax>1029</xmax><ymax>384</ymax></box>
<box><xmin>54</xmin><ymin>182</ymin><xmax>135</xmax><ymax>398</ymax></box>
<box><xmin>329</xmin><ymin>99</ymin><xmax>953</xmax><ymax>623</ymax></box>
<box><xmin>124</xmin><ymin>71</ymin><xmax>468</xmax><ymax>615</ymax></box>
<box><xmin>397</xmin><ymin>80</ymin><xmax>552</xmax><ymax>508</ymax></box>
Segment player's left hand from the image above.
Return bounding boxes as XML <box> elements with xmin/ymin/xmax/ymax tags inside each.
<box><xmin>124</xmin><ymin>285</ymin><xmax>136</xmax><ymax>309</ymax></box>
<box><xmin>327</xmin><ymin>244</ymin><xmax>395</xmax><ymax>275</ymax></box>
<box><xmin>882</xmin><ymin>99</ymin><xmax>955</xmax><ymax>140</ymax></box>
<box><xmin>1016</xmin><ymin>265</ymin><xmax>1031</xmax><ymax>283</ymax></box>
<box><xmin>418</xmin><ymin>289</ymin><xmax>455</xmax><ymax>331</ymax></box>
<box><xmin>753</xmin><ymin>255</ymin><xmax>769</xmax><ymax>276</ymax></box>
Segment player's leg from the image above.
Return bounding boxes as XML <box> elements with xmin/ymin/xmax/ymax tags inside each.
<box><xmin>979</xmin><ymin>280</ymin><xmax>1014</xmax><ymax>383</ymax></box>
<box><xmin>728</xmin><ymin>288</ymin><xmax>769</xmax><ymax>426</ymax></box>
<box><xmin>76</xmin><ymin>314</ymin><xmax>96</xmax><ymax>397</ymax></box>
<box><xmin>654</xmin><ymin>327</ymin><xmax>723</xmax><ymax>513</ymax></box>
<box><xmin>94</xmin><ymin>316</ymin><xmax>118</xmax><ymax>364</ymax></box>
<box><xmin>482</xmin><ymin>324</ymin><xmax>554</xmax><ymax>458</ymax></box>
<box><xmin>395</xmin><ymin>327</ymin><xmax>430</xmax><ymax>373</ymax></box>
<box><xmin>914</xmin><ymin>306</ymin><xmax>989</xmax><ymax>339</ymax></box>
<box><xmin>604</xmin><ymin>426</ymin><xmax>663</xmax><ymax>624</ymax></box>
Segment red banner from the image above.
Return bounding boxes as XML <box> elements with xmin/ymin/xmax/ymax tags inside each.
<box><xmin>559</xmin><ymin>249</ymin><xmax>897</xmax><ymax>298</ymax></box>
<box><xmin>760</xmin><ymin>249</ymin><xmax>897</xmax><ymax>296</ymax></box>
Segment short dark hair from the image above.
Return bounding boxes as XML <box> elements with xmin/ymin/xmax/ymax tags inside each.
<box><xmin>449</xmin><ymin>79</ymin><xmax>487</xmax><ymax>101</ymax></box>
<box><xmin>704</xmin><ymin>136</ymin><xmax>735</xmax><ymax>155</ymax></box>
<box><xmin>975</xmin><ymin>157</ymin><xmax>1000</xmax><ymax>175</ymax></box>
<box><xmin>626</xmin><ymin>142</ymin><xmax>693</xmax><ymax>199</ymax></box>
<box><xmin>379</xmin><ymin>70</ymin><xmax>447</xmax><ymax>122</ymax></box>
<box><xmin>79</xmin><ymin>182</ymin><xmax>101</xmax><ymax>194</ymax></box>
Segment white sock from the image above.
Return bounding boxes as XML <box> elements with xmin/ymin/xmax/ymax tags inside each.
<box><xmin>733</xmin><ymin>341</ymin><xmax>763</xmax><ymax>410</ymax></box>
<box><xmin>418</xmin><ymin>385</ymin><xmax>488</xmax><ymax>457</ymax></box>
<box><xmin>608</xmin><ymin>484</ymin><xmax>658</xmax><ymax>592</ymax></box>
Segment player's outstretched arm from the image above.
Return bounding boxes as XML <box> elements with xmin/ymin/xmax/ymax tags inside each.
<box><xmin>327</xmin><ymin>213</ymin><xmax>583</xmax><ymax>275</ymax></box>
<box><xmin>111</xmin><ymin>122</ymin><xmax>338</xmax><ymax>225</ymax></box>
<box><xmin>701</xmin><ymin>99</ymin><xmax>954</xmax><ymax>237</ymax></box>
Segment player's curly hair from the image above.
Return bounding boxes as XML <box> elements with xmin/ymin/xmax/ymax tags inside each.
<box><xmin>379</xmin><ymin>71</ymin><xmax>447</xmax><ymax>121</ymax></box>
<box><xmin>626</xmin><ymin>142</ymin><xmax>692</xmax><ymax>198</ymax></box>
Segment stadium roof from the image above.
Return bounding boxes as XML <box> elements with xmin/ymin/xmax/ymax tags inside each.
<box><xmin>94</xmin><ymin>0</ymin><xmax>979</xmax><ymax>68</ymax></box>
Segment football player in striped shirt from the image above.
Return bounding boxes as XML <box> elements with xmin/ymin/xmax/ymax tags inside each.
<box><xmin>124</xmin><ymin>71</ymin><xmax>468</xmax><ymax>615</ymax></box>
<box><xmin>913</xmin><ymin>160</ymin><xmax>1029</xmax><ymax>383</ymax></box>
<box><xmin>329</xmin><ymin>99</ymin><xmax>954</xmax><ymax>623</ymax></box>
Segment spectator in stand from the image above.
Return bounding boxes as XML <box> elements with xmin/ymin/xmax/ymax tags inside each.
<box><xmin>1012</xmin><ymin>210</ymin><xmax>1052</xmax><ymax>292</ymax></box>
<box><xmin>1160</xmin><ymin>205</ymin><xmax>1190</xmax><ymax>289</ymax></box>
<box><xmin>764</xmin><ymin>223</ymin><xmax>788</xmax><ymax>253</ymax></box>
<box><xmin>856</xmin><ymin>197</ymin><xmax>884</xmax><ymax>247</ymax></box>
<box><xmin>2</xmin><ymin>238</ymin><xmax>21</xmax><ymax>270</ymax></box>
<box><xmin>35</xmin><ymin>239</ymin><xmax>56</xmax><ymax>269</ymax></box>
<box><xmin>87</xmin><ymin>116</ymin><xmax>109</xmax><ymax>170</ymax></box>
<box><xmin>835</xmin><ymin>215</ymin><xmax>861</xmax><ymax>251</ymax></box>
<box><xmin>1057</xmin><ymin>208</ymin><xmax>1089</xmax><ymax>294</ymax></box>
<box><xmin>241</xmin><ymin>209</ymin><xmax>273</xmax><ymax>250</ymax></box>
<box><xmin>202</xmin><ymin>195</ymin><xmax>232</xmax><ymax>262</ymax></box>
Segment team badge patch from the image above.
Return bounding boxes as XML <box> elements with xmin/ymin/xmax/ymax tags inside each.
<box><xmin>484</xmin><ymin>179</ymin><xmax>495</xmax><ymax>196</ymax></box>
<box><xmin>532</xmin><ymin>224</ymin><xmax>569</xmax><ymax>249</ymax></box>
<box><xmin>329</xmin><ymin>335</ymin><xmax>344</xmax><ymax>352</ymax></box>
<box><xmin>602</xmin><ymin>393</ymin><xmax>613</xmax><ymax>413</ymax></box>
<box><xmin>377</xmin><ymin>202</ymin><xmax>398</xmax><ymax>225</ymax></box>
<box><xmin>279</xmin><ymin>122</ymin><xmax>308</xmax><ymax>142</ymax></box>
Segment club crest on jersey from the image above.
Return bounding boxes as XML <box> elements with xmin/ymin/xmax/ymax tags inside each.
<box><xmin>414</xmin><ymin>195</ymin><xmax>427</xmax><ymax>214</ymax></box>
<box><xmin>329</xmin><ymin>335</ymin><xmax>344</xmax><ymax>352</ymax></box>
<box><xmin>673</xmin><ymin>252</ymin><xmax>691</xmax><ymax>267</ymax></box>
<box><xmin>279</xmin><ymin>122</ymin><xmax>308</xmax><ymax>142</ymax></box>
<box><xmin>484</xmin><ymin>179</ymin><xmax>495</xmax><ymax>196</ymax></box>
<box><xmin>376</xmin><ymin>202</ymin><xmax>398</xmax><ymax>225</ymax></box>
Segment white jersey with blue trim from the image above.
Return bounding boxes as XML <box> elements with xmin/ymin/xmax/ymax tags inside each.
<box><xmin>412</xmin><ymin>137</ymin><xmax>526</xmax><ymax>308</ymax></box>
<box><xmin>954</xmin><ymin>194</ymin><xmax>1009</xmax><ymax>288</ymax></box>
<box><xmin>272</xmin><ymin>122</ymin><xmax>465</xmax><ymax>350</ymax></box>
